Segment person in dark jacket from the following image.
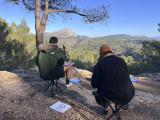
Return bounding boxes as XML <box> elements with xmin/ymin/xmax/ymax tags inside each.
<box><xmin>91</xmin><ymin>44</ymin><xmax>135</xmax><ymax>111</ymax></box>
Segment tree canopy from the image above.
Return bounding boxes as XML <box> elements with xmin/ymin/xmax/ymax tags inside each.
<box><xmin>0</xmin><ymin>17</ymin><xmax>36</xmax><ymax>70</ymax></box>
<box><xmin>4</xmin><ymin>0</ymin><xmax>110</xmax><ymax>47</ymax></box>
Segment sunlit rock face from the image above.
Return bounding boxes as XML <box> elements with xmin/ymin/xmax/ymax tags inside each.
<box><xmin>44</xmin><ymin>27</ymin><xmax>77</xmax><ymax>38</ymax></box>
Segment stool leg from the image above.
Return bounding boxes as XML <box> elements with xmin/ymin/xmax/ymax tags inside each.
<box><xmin>44</xmin><ymin>82</ymin><xmax>52</xmax><ymax>91</ymax></box>
<box><xmin>115</xmin><ymin>104</ymin><xmax>121</xmax><ymax>120</ymax></box>
<box><xmin>106</xmin><ymin>102</ymin><xmax>123</xmax><ymax>120</ymax></box>
<box><xmin>55</xmin><ymin>79</ymin><xmax>63</xmax><ymax>92</ymax></box>
<box><xmin>44</xmin><ymin>79</ymin><xmax>63</xmax><ymax>96</ymax></box>
<box><xmin>52</xmin><ymin>81</ymin><xmax>54</xmax><ymax>96</ymax></box>
<box><xmin>56</xmin><ymin>79</ymin><xmax>57</xmax><ymax>92</ymax></box>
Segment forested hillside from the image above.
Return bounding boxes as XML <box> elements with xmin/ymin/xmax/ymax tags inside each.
<box><xmin>0</xmin><ymin>17</ymin><xmax>36</xmax><ymax>70</ymax></box>
<box><xmin>1</xmin><ymin>17</ymin><xmax>160</xmax><ymax>74</ymax></box>
<box><xmin>44</xmin><ymin>28</ymin><xmax>160</xmax><ymax>74</ymax></box>
<box><xmin>44</xmin><ymin>28</ymin><xmax>154</xmax><ymax>57</ymax></box>
<box><xmin>59</xmin><ymin>38</ymin><xmax>143</xmax><ymax>57</ymax></box>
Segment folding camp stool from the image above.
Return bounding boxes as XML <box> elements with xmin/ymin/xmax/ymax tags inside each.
<box><xmin>104</xmin><ymin>97</ymin><xmax>124</xmax><ymax>120</ymax></box>
<box><xmin>44</xmin><ymin>79</ymin><xmax>63</xmax><ymax>96</ymax></box>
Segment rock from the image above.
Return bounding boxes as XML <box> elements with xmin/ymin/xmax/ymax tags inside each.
<box><xmin>75</xmin><ymin>68</ymin><xmax>92</xmax><ymax>79</ymax></box>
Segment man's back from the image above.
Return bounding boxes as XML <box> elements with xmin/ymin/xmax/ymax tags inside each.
<box><xmin>91</xmin><ymin>55</ymin><xmax>135</xmax><ymax>105</ymax></box>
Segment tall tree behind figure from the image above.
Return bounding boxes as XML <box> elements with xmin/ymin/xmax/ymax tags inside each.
<box><xmin>5</xmin><ymin>0</ymin><xmax>109</xmax><ymax>48</ymax></box>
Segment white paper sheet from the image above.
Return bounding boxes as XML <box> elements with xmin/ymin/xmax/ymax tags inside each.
<box><xmin>50</xmin><ymin>101</ymin><xmax>71</xmax><ymax>113</ymax></box>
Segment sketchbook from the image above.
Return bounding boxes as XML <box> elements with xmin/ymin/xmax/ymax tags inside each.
<box><xmin>63</xmin><ymin>61</ymin><xmax>75</xmax><ymax>66</ymax></box>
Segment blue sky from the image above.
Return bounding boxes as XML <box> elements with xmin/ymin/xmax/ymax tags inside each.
<box><xmin>0</xmin><ymin>0</ymin><xmax>160</xmax><ymax>37</ymax></box>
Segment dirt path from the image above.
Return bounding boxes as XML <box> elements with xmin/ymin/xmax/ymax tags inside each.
<box><xmin>0</xmin><ymin>70</ymin><xmax>160</xmax><ymax>120</ymax></box>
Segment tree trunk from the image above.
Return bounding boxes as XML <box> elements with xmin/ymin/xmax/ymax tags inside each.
<box><xmin>35</xmin><ymin>0</ymin><xmax>49</xmax><ymax>48</ymax></box>
<box><xmin>35</xmin><ymin>0</ymin><xmax>43</xmax><ymax>48</ymax></box>
<box><xmin>36</xmin><ymin>32</ymin><xmax>44</xmax><ymax>47</ymax></box>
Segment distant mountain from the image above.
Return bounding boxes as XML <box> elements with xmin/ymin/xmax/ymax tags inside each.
<box><xmin>97</xmin><ymin>34</ymin><xmax>153</xmax><ymax>41</ymax></box>
<box><xmin>44</xmin><ymin>28</ymin><xmax>154</xmax><ymax>41</ymax></box>
<box><xmin>43</xmin><ymin>28</ymin><xmax>159</xmax><ymax>60</ymax></box>
<box><xmin>151</xmin><ymin>36</ymin><xmax>160</xmax><ymax>40</ymax></box>
<box><xmin>44</xmin><ymin>28</ymin><xmax>88</xmax><ymax>40</ymax></box>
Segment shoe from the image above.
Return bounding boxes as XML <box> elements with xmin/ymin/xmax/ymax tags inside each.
<box><xmin>66</xmin><ymin>83</ymin><xmax>73</xmax><ymax>87</ymax></box>
<box><xmin>66</xmin><ymin>78</ymin><xmax>70</xmax><ymax>84</ymax></box>
<box><xmin>92</xmin><ymin>91</ymin><xmax>97</xmax><ymax>96</ymax></box>
<box><xmin>122</xmin><ymin>104</ymin><xmax>129</xmax><ymax>110</ymax></box>
<box><xmin>102</xmin><ymin>109</ymin><xmax>108</xmax><ymax>115</ymax></box>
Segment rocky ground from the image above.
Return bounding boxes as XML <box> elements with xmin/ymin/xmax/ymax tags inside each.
<box><xmin>0</xmin><ymin>67</ymin><xmax>160</xmax><ymax>120</ymax></box>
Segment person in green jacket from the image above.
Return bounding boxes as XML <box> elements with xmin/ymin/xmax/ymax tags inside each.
<box><xmin>37</xmin><ymin>36</ymin><xmax>72</xmax><ymax>86</ymax></box>
<box><xmin>49</xmin><ymin>36</ymin><xmax>72</xmax><ymax>85</ymax></box>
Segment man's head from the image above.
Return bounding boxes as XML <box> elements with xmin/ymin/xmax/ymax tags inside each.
<box><xmin>99</xmin><ymin>44</ymin><xmax>112</xmax><ymax>55</ymax></box>
<box><xmin>49</xmin><ymin>36</ymin><xmax>58</xmax><ymax>44</ymax></box>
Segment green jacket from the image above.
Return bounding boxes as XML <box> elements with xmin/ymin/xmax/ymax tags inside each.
<box><xmin>36</xmin><ymin>44</ymin><xmax>65</xmax><ymax>80</ymax></box>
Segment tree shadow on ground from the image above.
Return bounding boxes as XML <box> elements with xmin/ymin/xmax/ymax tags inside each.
<box><xmin>37</xmin><ymin>82</ymin><xmax>108</xmax><ymax>118</ymax></box>
<box><xmin>12</xmin><ymin>70</ymin><xmax>106</xmax><ymax>119</ymax></box>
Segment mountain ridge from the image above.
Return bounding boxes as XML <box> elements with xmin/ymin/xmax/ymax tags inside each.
<box><xmin>44</xmin><ymin>28</ymin><xmax>88</xmax><ymax>40</ymax></box>
<box><xmin>151</xmin><ymin>36</ymin><xmax>160</xmax><ymax>40</ymax></box>
<box><xmin>95</xmin><ymin>34</ymin><xmax>153</xmax><ymax>40</ymax></box>
<box><xmin>44</xmin><ymin>28</ymin><xmax>155</xmax><ymax>41</ymax></box>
